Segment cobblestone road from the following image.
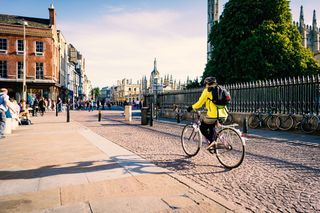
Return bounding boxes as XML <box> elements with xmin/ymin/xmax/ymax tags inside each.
<box><xmin>72</xmin><ymin>111</ymin><xmax>320</xmax><ymax>213</ymax></box>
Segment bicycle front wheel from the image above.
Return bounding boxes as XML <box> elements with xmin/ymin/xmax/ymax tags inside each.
<box><xmin>181</xmin><ymin>124</ymin><xmax>202</xmax><ymax>157</ymax></box>
<box><xmin>216</xmin><ymin>128</ymin><xmax>245</xmax><ymax>169</ymax></box>
<box><xmin>301</xmin><ymin>116</ymin><xmax>319</xmax><ymax>133</ymax></box>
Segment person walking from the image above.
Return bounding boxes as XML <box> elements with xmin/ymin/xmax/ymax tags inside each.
<box><xmin>0</xmin><ymin>88</ymin><xmax>18</xmax><ymax>138</ymax></box>
<box><xmin>38</xmin><ymin>97</ymin><xmax>46</xmax><ymax>116</ymax></box>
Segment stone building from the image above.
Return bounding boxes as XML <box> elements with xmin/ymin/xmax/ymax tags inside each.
<box><xmin>207</xmin><ymin>0</ymin><xmax>219</xmax><ymax>61</ymax></box>
<box><xmin>294</xmin><ymin>6</ymin><xmax>320</xmax><ymax>56</ymax></box>
<box><xmin>140</xmin><ymin>58</ymin><xmax>183</xmax><ymax>96</ymax></box>
<box><xmin>0</xmin><ymin>4</ymin><xmax>89</xmax><ymax>104</ymax></box>
<box><xmin>0</xmin><ymin>4</ymin><xmax>60</xmax><ymax>101</ymax></box>
<box><xmin>111</xmin><ymin>78</ymin><xmax>141</xmax><ymax>104</ymax></box>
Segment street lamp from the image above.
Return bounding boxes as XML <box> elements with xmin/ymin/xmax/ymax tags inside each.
<box><xmin>22</xmin><ymin>20</ymin><xmax>28</xmax><ymax>101</ymax></box>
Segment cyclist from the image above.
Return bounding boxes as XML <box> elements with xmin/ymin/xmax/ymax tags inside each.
<box><xmin>187</xmin><ymin>76</ymin><xmax>228</xmax><ymax>145</ymax></box>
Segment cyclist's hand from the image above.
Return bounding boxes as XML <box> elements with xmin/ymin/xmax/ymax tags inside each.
<box><xmin>187</xmin><ymin>106</ymin><xmax>193</xmax><ymax>112</ymax></box>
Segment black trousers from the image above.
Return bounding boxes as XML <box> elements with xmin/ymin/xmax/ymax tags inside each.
<box><xmin>200</xmin><ymin>121</ymin><xmax>216</xmax><ymax>143</ymax></box>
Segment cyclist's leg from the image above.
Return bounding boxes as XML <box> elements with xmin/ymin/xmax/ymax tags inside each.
<box><xmin>200</xmin><ymin>121</ymin><xmax>212</xmax><ymax>142</ymax></box>
<box><xmin>200</xmin><ymin>118</ymin><xmax>217</xmax><ymax>143</ymax></box>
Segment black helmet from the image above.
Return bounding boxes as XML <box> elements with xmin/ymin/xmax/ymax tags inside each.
<box><xmin>204</xmin><ymin>77</ymin><xmax>217</xmax><ymax>85</ymax></box>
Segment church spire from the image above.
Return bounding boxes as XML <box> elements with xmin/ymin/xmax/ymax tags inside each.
<box><xmin>299</xmin><ymin>5</ymin><xmax>305</xmax><ymax>27</ymax></box>
<box><xmin>313</xmin><ymin>10</ymin><xmax>318</xmax><ymax>30</ymax></box>
<box><xmin>154</xmin><ymin>58</ymin><xmax>157</xmax><ymax>70</ymax></box>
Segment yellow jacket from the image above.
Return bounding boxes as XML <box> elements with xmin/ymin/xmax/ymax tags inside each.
<box><xmin>192</xmin><ymin>88</ymin><xmax>228</xmax><ymax>118</ymax></box>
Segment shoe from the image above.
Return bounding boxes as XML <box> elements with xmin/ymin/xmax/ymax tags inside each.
<box><xmin>0</xmin><ymin>135</ymin><xmax>6</xmax><ymax>139</ymax></box>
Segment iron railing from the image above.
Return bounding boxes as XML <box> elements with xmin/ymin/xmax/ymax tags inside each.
<box><xmin>144</xmin><ymin>75</ymin><xmax>320</xmax><ymax>116</ymax></box>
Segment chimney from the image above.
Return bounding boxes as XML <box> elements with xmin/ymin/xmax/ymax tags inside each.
<box><xmin>48</xmin><ymin>4</ymin><xmax>56</xmax><ymax>26</ymax></box>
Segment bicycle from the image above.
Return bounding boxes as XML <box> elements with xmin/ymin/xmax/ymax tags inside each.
<box><xmin>181</xmin><ymin>110</ymin><xmax>246</xmax><ymax>169</ymax></box>
<box><xmin>248</xmin><ymin>108</ymin><xmax>279</xmax><ymax>130</ymax></box>
<box><xmin>276</xmin><ymin>111</ymin><xmax>319</xmax><ymax>133</ymax></box>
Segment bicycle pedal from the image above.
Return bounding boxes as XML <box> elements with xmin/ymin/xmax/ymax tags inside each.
<box><xmin>206</xmin><ymin>142</ymin><xmax>215</xmax><ymax>150</ymax></box>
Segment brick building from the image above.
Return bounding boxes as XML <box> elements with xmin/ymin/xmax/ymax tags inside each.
<box><xmin>0</xmin><ymin>4</ymin><xmax>60</xmax><ymax>102</ymax></box>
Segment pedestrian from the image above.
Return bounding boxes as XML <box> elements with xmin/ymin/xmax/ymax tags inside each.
<box><xmin>48</xmin><ymin>98</ymin><xmax>52</xmax><ymax>111</ymax></box>
<box><xmin>51</xmin><ymin>99</ymin><xmax>55</xmax><ymax>111</ymax></box>
<box><xmin>0</xmin><ymin>88</ymin><xmax>18</xmax><ymax>138</ymax></box>
<box><xmin>57</xmin><ymin>98</ymin><xmax>62</xmax><ymax>112</ymax></box>
<box><xmin>97</xmin><ymin>100</ymin><xmax>100</xmax><ymax>110</ymax></box>
<box><xmin>19</xmin><ymin>99</ymin><xmax>30</xmax><ymax>120</ymax></box>
<box><xmin>38</xmin><ymin>97</ymin><xmax>46</xmax><ymax>116</ymax></box>
<box><xmin>33</xmin><ymin>97</ymin><xmax>39</xmax><ymax>116</ymax></box>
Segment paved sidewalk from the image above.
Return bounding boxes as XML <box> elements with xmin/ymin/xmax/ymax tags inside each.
<box><xmin>0</xmin><ymin>112</ymin><xmax>241</xmax><ymax>213</ymax></box>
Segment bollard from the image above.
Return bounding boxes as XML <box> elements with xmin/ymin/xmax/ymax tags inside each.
<box><xmin>124</xmin><ymin>105</ymin><xmax>132</xmax><ymax>122</ymax></box>
<box><xmin>150</xmin><ymin>103</ymin><xmax>153</xmax><ymax>127</ymax></box>
<box><xmin>243</xmin><ymin>117</ymin><xmax>248</xmax><ymax>134</ymax></box>
<box><xmin>98</xmin><ymin>110</ymin><xmax>101</xmax><ymax>122</ymax></box>
<box><xmin>177</xmin><ymin>112</ymin><xmax>180</xmax><ymax>123</ymax></box>
<box><xmin>66</xmin><ymin>104</ymin><xmax>70</xmax><ymax>122</ymax></box>
<box><xmin>56</xmin><ymin>105</ymin><xmax>58</xmax><ymax>117</ymax></box>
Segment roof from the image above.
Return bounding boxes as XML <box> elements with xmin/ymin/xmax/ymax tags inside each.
<box><xmin>0</xmin><ymin>14</ymin><xmax>50</xmax><ymax>29</ymax></box>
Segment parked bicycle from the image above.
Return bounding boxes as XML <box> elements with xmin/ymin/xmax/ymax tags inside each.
<box><xmin>276</xmin><ymin>111</ymin><xmax>319</xmax><ymax>133</ymax></box>
<box><xmin>181</xmin><ymin>109</ymin><xmax>245</xmax><ymax>169</ymax></box>
<box><xmin>248</xmin><ymin>107</ymin><xmax>279</xmax><ymax>130</ymax></box>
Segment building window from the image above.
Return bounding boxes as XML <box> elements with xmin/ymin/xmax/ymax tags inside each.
<box><xmin>36</xmin><ymin>62</ymin><xmax>44</xmax><ymax>79</ymax></box>
<box><xmin>0</xmin><ymin>61</ymin><xmax>7</xmax><ymax>78</ymax></box>
<box><xmin>35</xmin><ymin>41</ymin><xmax>44</xmax><ymax>56</ymax></box>
<box><xmin>17</xmin><ymin>40</ymin><xmax>24</xmax><ymax>54</ymax></box>
<box><xmin>129</xmin><ymin>88</ymin><xmax>131</xmax><ymax>91</ymax></box>
<box><xmin>17</xmin><ymin>62</ymin><xmax>24</xmax><ymax>79</ymax></box>
<box><xmin>0</xmin><ymin>38</ymin><xmax>7</xmax><ymax>53</ymax></box>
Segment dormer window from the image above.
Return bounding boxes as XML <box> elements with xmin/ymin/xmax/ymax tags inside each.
<box><xmin>35</xmin><ymin>41</ymin><xmax>44</xmax><ymax>56</ymax></box>
<box><xmin>0</xmin><ymin>38</ymin><xmax>7</xmax><ymax>54</ymax></box>
<box><xmin>17</xmin><ymin>40</ymin><xmax>24</xmax><ymax>55</ymax></box>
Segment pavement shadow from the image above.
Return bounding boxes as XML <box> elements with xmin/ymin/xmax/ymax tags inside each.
<box><xmin>0</xmin><ymin>155</ymin><xmax>172</xmax><ymax>180</ymax></box>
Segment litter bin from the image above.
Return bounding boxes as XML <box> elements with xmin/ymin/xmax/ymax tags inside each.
<box><xmin>141</xmin><ymin>107</ymin><xmax>149</xmax><ymax>125</ymax></box>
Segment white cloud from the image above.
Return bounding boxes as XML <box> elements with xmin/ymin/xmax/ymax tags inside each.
<box><xmin>59</xmin><ymin>8</ymin><xmax>207</xmax><ymax>87</ymax></box>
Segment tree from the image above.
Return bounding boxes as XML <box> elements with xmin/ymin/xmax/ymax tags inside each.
<box><xmin>91</xmin><ymin>87</ymin><xmax>100</xmax><ymax>101</ymax></box>
<box><xmin>185</xmin><ymin>77</ymin><xmax>202</xmax><ymax>89</ymax></box>
<box><xmin>203</xmin><ymin>0</ymin><xmax>320</xmax><ymax>84</ymax></box>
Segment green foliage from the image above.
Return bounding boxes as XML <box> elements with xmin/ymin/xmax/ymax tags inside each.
<box><xmin>204</xmin><ymin>0</ymin><xmax>320</xmax><ymax>84</ymax></box>
<box><xmin>91</xmin><ymin>87</ymin><xmax>100</xmax><ymax>101</ymax></box>
<box><xmin>185</xmin><ymin>77</ymin><xmax>202</xmax><ymax>89</ymax></box>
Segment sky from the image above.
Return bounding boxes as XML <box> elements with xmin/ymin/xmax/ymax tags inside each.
<box><xmin>1</xmin><ymin>0</ymin><xmax>319</xmax><ymax>88</ymax></box>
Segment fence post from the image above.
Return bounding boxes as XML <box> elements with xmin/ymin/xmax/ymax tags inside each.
<box><xmin>66</xmin><ymin>103</ymin><xmax>70</xmax><ymax>123</ymax></box>
<box><xmin>150</xmin><ymin>103</ymin><xmax>153</xmax><ymax>127</ymax></box>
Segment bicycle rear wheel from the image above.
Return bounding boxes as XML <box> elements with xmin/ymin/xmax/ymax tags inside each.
<box><xmin>266</xmin><ymin>115</ymin><xmax>279</xmax><ymax>131</ymax></box>
<box><xmin>215</xmin><ymin>128</ymin><xmax>245</xmax><ymax>169</ymax></box>
<box><xmin>248</xmin><ymin>114</ymin><xmax>260</xmax><ymax>128</ymax></box>
<box><xmin>301</xmin><ymin>116</ymin><xmax>319</xmax><ymax>133</ymax></box>
<box><xmin>276</xmin><ymin>115</ymin><xmax>294</xmax><ymax>131</ymax></box>
<box><xmin>181</xmin><ymin>124</ymin><xmax>202</xmax><ymax>157</ymax></box>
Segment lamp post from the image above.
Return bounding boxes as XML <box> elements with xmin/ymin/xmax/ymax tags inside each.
<box><xmin>22</xmin><ymin>20</ymin><xmax>28</xmax><ymax>101</ymax></box>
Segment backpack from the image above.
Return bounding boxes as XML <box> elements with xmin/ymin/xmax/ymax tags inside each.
<box><xmin>209</xmin><ymin>86</ymin><xmax>231</xmax><ymax>107</ymax></box>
